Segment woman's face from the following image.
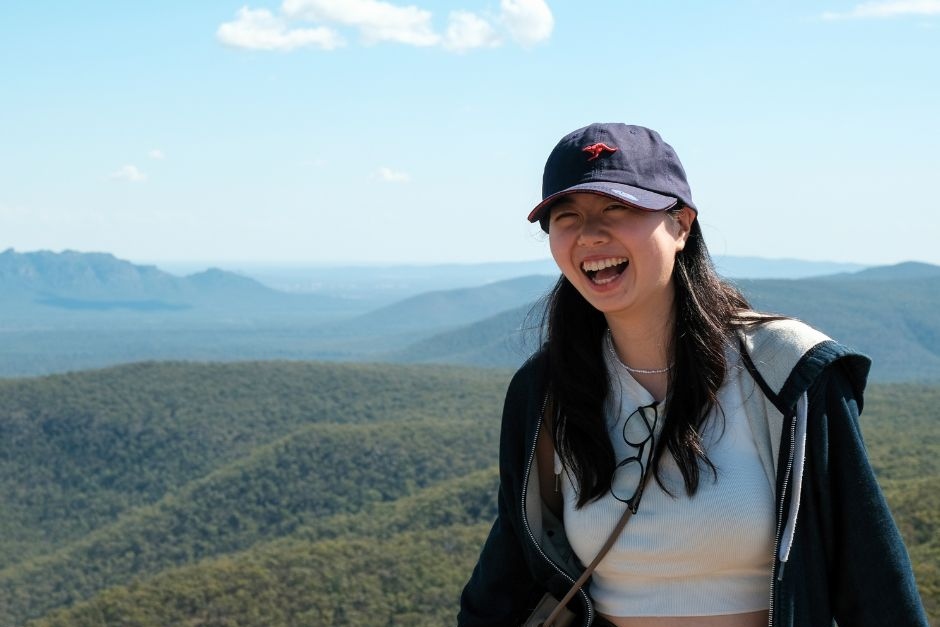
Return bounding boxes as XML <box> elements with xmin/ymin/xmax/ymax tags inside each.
<box><xmin>547</xmin><ymin>192</ymin><xmax>694</xmax><ymax>323</ymax></box>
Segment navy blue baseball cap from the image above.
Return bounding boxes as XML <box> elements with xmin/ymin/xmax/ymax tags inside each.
<box><xmin>528</xmin><ymin>123</ymin><xmax>697</xmax><ymax>232</ymax></box>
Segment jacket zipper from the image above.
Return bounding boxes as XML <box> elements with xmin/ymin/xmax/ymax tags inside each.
<box><xmin>521</xmin><ymin>392</ymin><xmax>594</xmax><ymax>627</ymax></box>
<box><xmin>767</xmin><ymin>412</ymin><xmax>796</xmax><ymax>627</ymax></box>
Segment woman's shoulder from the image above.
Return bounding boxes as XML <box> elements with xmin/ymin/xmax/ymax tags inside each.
<box><xmin>507</xmin><ymin>345</ymin><xmax>549</xmax><ymax>390</ymax></box>
<box><xmin>735</xmin><ymin>312</ymin><xmax>832</xmax><ymax>361</ymax></box>
<box><xmin>733</xmin><ymin>311</ymin><xmax>871</xmax><ymax>408</ymax></box>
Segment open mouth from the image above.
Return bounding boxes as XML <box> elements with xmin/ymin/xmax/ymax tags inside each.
<box><xmin>582</xmin><ymin>257</ymin><xmax>629</xmax><ymax>285</ymax></box>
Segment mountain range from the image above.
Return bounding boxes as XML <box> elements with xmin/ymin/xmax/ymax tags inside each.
<box><xmin>388</xmin><ymin>263</ymin><xmax>940</xmax><ymax>382</ymax></box>
<box><xmin>0</xmin><ymin>248</ymin><xmax>356</xmax><ymax>322</ymax></box>
<box><xmin>2</xmin><ymin>249</ymin><xmax>939</xmax><ymax>382</ymax></box>
<box><xmin>158</xmin><ymin>255</ymin><xmax>867</xmax><ymax>301</ymax></box>
<box><xmin>1</xmin><ymin>251</ymin><xmax>938</xmax><ymax>624</ymax></box>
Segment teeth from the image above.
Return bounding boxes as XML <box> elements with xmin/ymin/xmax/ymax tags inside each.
<box><xmin>593</xmin><ymin>273</ymin><xmax>619</xmax><ymax>285</ymax></box>
<box><xmin>581</xmin><ymin>257</ymin><xmax>628</xmax><ymax>272</ymax></box>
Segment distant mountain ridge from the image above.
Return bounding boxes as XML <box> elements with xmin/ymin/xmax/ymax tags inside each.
<box><xmin>836</xmin><ymin>261</ymin><xmax>940</xmax><ymax>280</ymax></box>
<box><xmin>391</xmin><ymin>262</ymin><xmax>940</xmax><ymax>383</ymax></box>
<box><xmin>197</xmin><ymin>256</ymin><xmax>868</xmax><ymax>300</ymax></box>
<box><xmin>341</xmin><ymin>275</ymin><xmax>556</xmax><ymax>334</ymax></box>
<box><xmin>2</xmin><ymin>250</ymin><xmax>939</xmax><ymax>382</ymax></box>
<box><xmin>0</xmin><ymin>249</ymin><xmax>357</xmax><ymax>322</ymax></box>
<box><xmin>0</xmin><ymin>248</ymin><xmax>273</xmax><ymax>301</ymax></box>
<box><xmin>0</xmin><ymin>248</ymin><xmax>876</xmax><ymax>307</ymax></box>
<box><xmin>387</xmin><ymin>304</ymin><xmax>537</xmax><ymax>367</ymax></box>
<box><xmin>712</xmin><ymin>255</ymin><xmax>866</xmax><ymax>279</ymax></box>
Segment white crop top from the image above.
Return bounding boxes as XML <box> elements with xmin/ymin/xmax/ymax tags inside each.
<box><xmin>557</xmin><ymin>341</ymin><xmax>775</xmax><ymax>617</ymax></box>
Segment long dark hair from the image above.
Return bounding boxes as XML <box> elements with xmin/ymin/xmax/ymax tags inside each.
<box><xmin>543</xmin><ymin>209</ymin><xmax>762</xmax><ymax>507</ymax></box>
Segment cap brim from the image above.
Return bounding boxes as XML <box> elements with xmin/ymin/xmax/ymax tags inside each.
<box><xmin>527</xmin><ymin>182</ymin><xmax>679</xmax><ymax>224</ymax></box>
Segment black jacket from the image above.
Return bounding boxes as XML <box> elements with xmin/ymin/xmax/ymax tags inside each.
<box><xmin>458</xmin><ymin>319</ymin><xmax>928</xmax><ymax>627</ymax></box>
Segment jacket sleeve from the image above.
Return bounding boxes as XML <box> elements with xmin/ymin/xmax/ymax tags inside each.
<box><xmin>809</xmin><ymin>362</ymin><xmax>929</xmax><ymax>627</ymax></box>
<box><xmin>457</xmin><ymin>484</ymin><xmax>540</xmax><ymax>626</ymax></box>
<box><xmin>457</xmin><ymin>366</ymin><xmax>542</xmax><ymax>627</ymax></box>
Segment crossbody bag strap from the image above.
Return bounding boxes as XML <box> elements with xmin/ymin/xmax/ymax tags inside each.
<box><xmin>539</xmin><ymin>391</ymin><xmax>651</xmax><ymax>626</ymax></box>
<box><xmin>541</xmin><ymin>503</ymin><xmax>635</xmax><ymax>626</ymax></box>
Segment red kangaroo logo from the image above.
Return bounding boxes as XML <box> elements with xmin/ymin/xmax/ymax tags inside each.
<box><xmin>582</xmin><ymin>143</ymin><xmax>618</xmax><ymax>161</ymax></box>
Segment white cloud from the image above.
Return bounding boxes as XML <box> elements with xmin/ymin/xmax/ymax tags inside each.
<box><xmin>217</xmin><ymin>7</ymin><xmax>345</xmax><ymax>51</ymax></box>
<box><xmin>500</xmin><ymin>0</ymin><xmax>553</xmax><ymax>46</ymax></box>
<box><xmin>108</xmin><ymin>165</ymin><xmax>147</xmax><ymax>183</ymax></box>
<box><xmin>283</xmin><ymin>0</ymin><xmax>439</xmax><ymax>46</ymax></box>
<box><xmin>821</xmin><ymin>0</ymin><xmax>940</xmax><ymax>19</ymax></box>
<box><xmin>444</xmin><ymin>11</ymin><xmax>501</xmax><ymax>52</ymax></box>
<box><xmin>375</xmin><ymin>166</ymin><xmax>411</xmax><ymax>182</ymax></box>
<box><xmin>149</xmin><ymin>149</ymin><xmax>165</xmax><ymax>160</ymax></box>
<box><xmin>218</xmin><ymin>1</ymin><xmax>554</xmax><ymax>53</ymax></box>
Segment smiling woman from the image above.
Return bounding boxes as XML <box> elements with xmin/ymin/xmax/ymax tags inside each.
<box><xmin>457</xmin><ymin>123</ymin><xmax>929</xmax><ymax>627</ymax></box>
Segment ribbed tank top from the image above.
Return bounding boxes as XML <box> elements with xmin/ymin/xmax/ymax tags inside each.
<box><xmin>557</xmin><ymin>341</ymin><xmax>775</xmax><ymax>617</ymax></box>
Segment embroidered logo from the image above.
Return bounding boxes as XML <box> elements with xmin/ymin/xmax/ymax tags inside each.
<box><xmin>582</xmin><ymin>142</ymin><xmax>617</xmax><ymax>161</ymax></box>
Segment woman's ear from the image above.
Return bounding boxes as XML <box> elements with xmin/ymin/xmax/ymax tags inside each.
<box><xmin>673</xmin><ymin>206</ymin><xmax>695</xmax><ymax>251</ymax></box>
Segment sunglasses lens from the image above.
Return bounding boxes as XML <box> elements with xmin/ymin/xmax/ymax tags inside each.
<box><xmin>611</xmin><ymin>458</ymin><xmax>643</xmax><ymax>503</ymax></box>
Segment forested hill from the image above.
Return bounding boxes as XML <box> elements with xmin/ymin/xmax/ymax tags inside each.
<box><xmin>0</xmin><ymin>361</ymin><xmax>507</xmax><ymax>626</ymax></box>
<box><xmin>0</xmin><ymin>361</ymin><xmax>936</xmax><ymax>625</ymax></box>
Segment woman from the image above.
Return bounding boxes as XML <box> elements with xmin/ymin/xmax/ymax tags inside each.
<box><xmin>457</xmin><ymin>123</ymin><xmax>928</xmax><ymax>627</ymax></box>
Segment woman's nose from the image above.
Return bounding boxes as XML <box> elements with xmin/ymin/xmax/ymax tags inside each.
<box><xmin>577</xmin><ymin>217</ymin><xmax>608</xmax><ymax>246</ymax></box>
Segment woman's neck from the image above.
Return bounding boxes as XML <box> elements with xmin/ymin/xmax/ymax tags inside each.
<box><xmin>605</xmin><ymin>307</ymin><xmax>675</xmax><ymax>403</ymax></box>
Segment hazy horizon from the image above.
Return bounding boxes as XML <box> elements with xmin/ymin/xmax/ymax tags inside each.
<box><xmin>2</xmin><ymin>245</ymin><xmax>924</xmax><ymax>266</ymax></box>
<box><xmin>4</xmin><ymin>246</ymin><xmax>887</xmax><ymax>272</ymax></box>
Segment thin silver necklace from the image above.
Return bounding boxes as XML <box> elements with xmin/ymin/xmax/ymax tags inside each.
<box><xmin>605</xmin><ymin>329</ymin><xmax>673</xmax><ymax>375</ymax></box>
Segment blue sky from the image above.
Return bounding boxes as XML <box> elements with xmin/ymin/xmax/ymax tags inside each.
<box><xmin>2</xmin><ymin>1</ymin><xmax>938</xmax><ymax>266</ymax></box>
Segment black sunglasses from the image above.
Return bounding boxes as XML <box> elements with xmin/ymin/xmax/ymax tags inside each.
<box><xmin>609</xmin><ymin>401</ymin><xmax>659</xmax><ymax>513</ymax></box>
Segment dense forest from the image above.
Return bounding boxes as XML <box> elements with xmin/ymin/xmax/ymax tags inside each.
<box><xmin>0</xmin><ymin>361</ymin><xmax>936</xmax><ymax>626</ymax></box>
